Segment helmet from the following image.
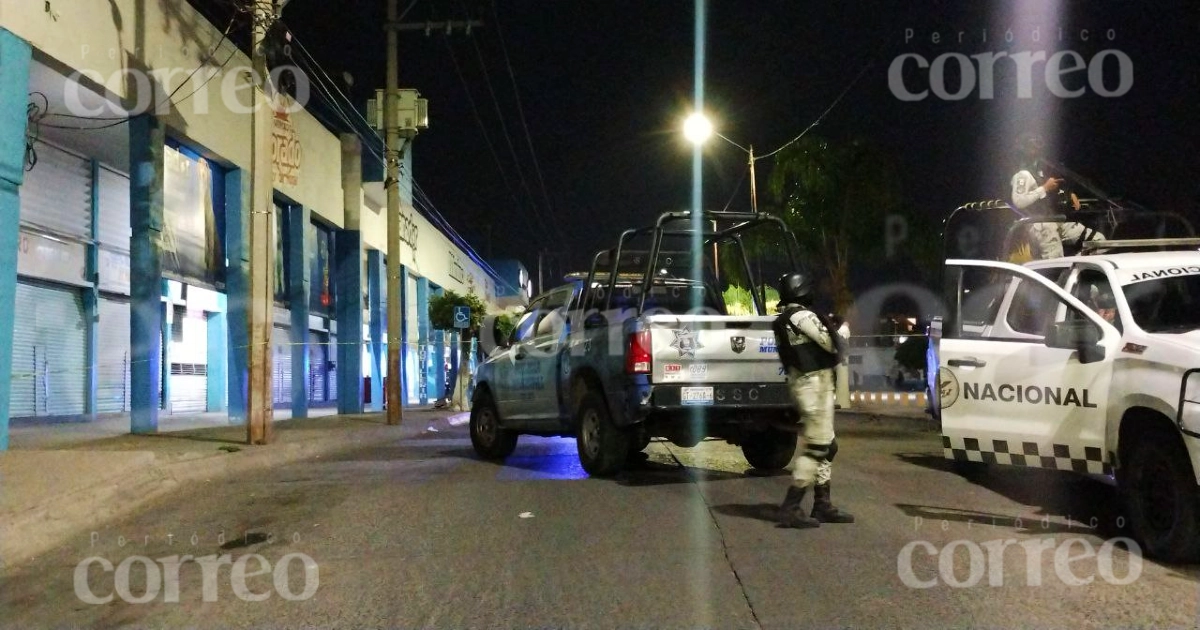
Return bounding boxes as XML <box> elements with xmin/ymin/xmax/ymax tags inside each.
<box><xmin>777</xmin><ymin>272</ymin><xmax>813</xmax><ymax>304</ymax></box>
<box><xmin>1016</xmin><ymin>131</ymin><xmax>1045</xmax><ymax>157</ymax></box>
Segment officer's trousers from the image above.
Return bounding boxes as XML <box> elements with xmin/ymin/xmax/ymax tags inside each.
<box><xmin>785</xmin><ymin>366</ymin><xmax>836</xmax><ymax>487</ymax></box>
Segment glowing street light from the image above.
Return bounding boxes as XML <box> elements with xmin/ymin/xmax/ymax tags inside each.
<box><xmin>683</xmin><ymin>112</ymin><xmax>714</xmax><ymax>145</ymax></box>
<box><xmin>682</xmin><ymin>111</ymin><xmax>758</xmax><ymax>212</ymax></box>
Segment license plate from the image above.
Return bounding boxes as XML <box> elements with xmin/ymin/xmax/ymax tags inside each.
<box><xmin>681</xmin><ymin>386</ymin><xmax>714</xmax><ymax>406</ymax></box>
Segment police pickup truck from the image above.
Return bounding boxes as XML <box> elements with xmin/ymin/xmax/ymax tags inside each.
<box><xmin>929</xmin><ymin>203</ymin><xmax>1200</xmax><ymax>562</ymax></box>
<box><xmin>469</xmin><ymin>211</ymin><xmax>804</xmax><ymax>477</ymax></box>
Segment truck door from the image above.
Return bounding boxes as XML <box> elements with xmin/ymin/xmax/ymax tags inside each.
<box><xmin>518</xmin><ymin>285</ymin><xmax>577</xmax><ymax>421</ymax></box>
<box><xmin>939</xmin><ymin>260</ymin><xmax>1119</xmax><ymax>476</ymax></box>
<box><xmin>494</xmin><ymin>295</ymin><xmax>546</xmax><ymax>420</ymax></box>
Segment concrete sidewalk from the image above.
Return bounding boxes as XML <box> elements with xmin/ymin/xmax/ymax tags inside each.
<box><xmin>0</xmin><ymin>407</ymin><xmax>469</xmax><ymax>571</ymax></box>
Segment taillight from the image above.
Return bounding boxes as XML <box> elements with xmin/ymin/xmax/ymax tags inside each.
<box><xmin>626</xmin><ymin>330</ymin><xmax>652</xmax><ymax>374</ymax></box>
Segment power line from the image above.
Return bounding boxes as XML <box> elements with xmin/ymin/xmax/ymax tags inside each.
<box><xmin>464</xmin><ymin>26</ymin><xmax>559</xmax><ymax>243</ymax></box>
<box><xmin>441</xmin><ymin>32</ymin><xmax>543</xmax><ymax>248</ymax></box>
<box><xmin>40</xmin><ymin>9</ymin><xmax>245</xmax><ymax>129</ymax></box>
<box><xmin>277</xmin><ymin>17</ymin><xmax>508</xmax><ymax>291</ymax></box>
<box><xmin>755</xmin><ymin>57</ymin><xmax>875</xmax><ymax>162</ymax></box>
<box><xmin>486</xmin><ymin>0</ymin><xmax>564</xmax><ymax>244</ymax></box>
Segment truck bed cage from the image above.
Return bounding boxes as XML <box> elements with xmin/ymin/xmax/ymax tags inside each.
<box><xmin>1080</xmin><ymin>237</ymin><xmax>1200</xmax><ymax>253</ymax></box>
<box><xmin>943</xmin><ymin>199</ymin><xmax>1196</xmax><ymax>261</ymax></box>
<box><xmin>585</xmin><ymin>211</ymin><xmax>802</xmax><ymax>315</ymax></box>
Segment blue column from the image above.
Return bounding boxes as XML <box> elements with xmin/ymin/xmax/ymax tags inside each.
<box><xmin>416</xmin><ymin>276</ymin><xmax>429</xmax><ymax>405</ymax></box>
<box><xmin>434</xmin><ymin>287</ymin><xmax>446</xmax><ymax>401</ymax></box>
<box><xmin>0</xmin><ymin>29</ymin><xmax>31</xmax><ymax>450</ymax></box>
<box><xmin>84</xmin><ymin>160</ymin><xmax>100</xmax><ymax>419</ymax></box>
<box><xmin>207</xmin><ymin>293</ymin><xmax>228</xmax><ymax>411</ymax></box>
<box><xmin>130</xmin><ymin>115</ymin><xmax>165</xmax><ymax>434</ymax></box>
<box><xmin>399</xmin><ymin>265</ymin><xmax>409</xmax><ymax>407</ymax></box>
<box><xmin>224</xmin><ymin>169</ymin><xmax>249</xmax><ymax>424</ymax></box>
<box><xmin>335</xmin><ymin>230</ymin><xmax>364</xmax><ymax>414</ymax></box>
<box><xmin>367</xmin><ymin>249</ymin><xmax>384</xmax><ymax>411</ymax></box>
<box><xmin>286</xmin><ymin>205</ymin><xmax>309</xmax><ymax>419</ymax></box>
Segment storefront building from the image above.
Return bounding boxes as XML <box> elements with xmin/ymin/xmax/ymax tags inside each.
<box><xmin>0</xmin><ymin>3</ymin><xmax>503</xmax><ymax>449</ymax></box>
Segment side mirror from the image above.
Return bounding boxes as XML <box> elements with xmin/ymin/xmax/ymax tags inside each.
<box><xmin>481</xmin><ymin>315</ymin><xmax>512</xmax><ymax>351</ymax></box>
<box><xmin>1044</xmin><ymin>320</ymin><xmax>1106</xmax><ymax>364</ymax></box>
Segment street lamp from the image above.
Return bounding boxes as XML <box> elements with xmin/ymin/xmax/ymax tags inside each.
<box><xmin>682</xmin><ymin>112</ymin><xmax>758</xmax><ymax>213</ymax></box>
<box><xmin>683</xmin><ymin>112</ymin><xmax>713</xmax><ymax>145</ymax></box>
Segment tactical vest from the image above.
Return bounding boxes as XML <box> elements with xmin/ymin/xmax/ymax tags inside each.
<box><xmin>772</xmin><ymin>306</ymin><xmax>838</xmax><ymax>373</ymax></box>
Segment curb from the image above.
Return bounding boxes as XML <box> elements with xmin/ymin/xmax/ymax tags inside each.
<box><xmin>0</xmin><ymin>422</ymin><xmax>410</xmax><ymax>571</ymax></box>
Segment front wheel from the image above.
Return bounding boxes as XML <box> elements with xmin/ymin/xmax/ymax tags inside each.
<box><xmin>470</xmin><ymin>389</ymin><xmax>518</xmax><ymax>460</ymax></box>
<box><xmin>1120</xmin><ymin>433</ymin><xmax>1200</xmax><ymax>563</ymax></box>
<box><xmin>575</xmin><ymin>390</ymin><xmax>630</xmax><ymax>477</ymax></box>
<box><xmin>741</xmin><ymin>427</ymin><xmax>798</xmax><ymax>471</ymax></box>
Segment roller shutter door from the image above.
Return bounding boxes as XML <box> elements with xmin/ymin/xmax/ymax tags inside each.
<box><xmin>20</xmin><ymin>141</ymin><xmax>92</xmax><ymax>239</ymax></box>
<box><xmin>97</xmin><ymin>297</ymin><xmax>131</xmax><ymax>414</ymax></box>
<box><xmin>97</xmin><ymin>166</ymin><xmax>131</xmax><ymax>252</ymax></box>
<box><xmin>168</xmin><ymin>308</ymin><xmax>208</xmax><ymax>414</ymax></box>
<box><xmin>273</xmin><ymin>325</ymin><xmax>292</xmax><ymax>405</ymax></box>
<box><xmin>10</xmin><ymin>281</ymin><xmax>87</xmax><ymax>418</ymax></box>
<box><xmin>308</xmin><ymin>332</ymin><xmax>327</xmax><ymax>404</ymax></box>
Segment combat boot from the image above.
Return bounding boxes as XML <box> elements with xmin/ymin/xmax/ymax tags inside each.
<box><xmin>778</xmin><ymin>486</ymin><xmax>820</xmax><ymax>529</ymax></box>
<box><xmin>810</xmin><ymin>482</ymin><xmax>854</xmax><ymax>523</ymax></box>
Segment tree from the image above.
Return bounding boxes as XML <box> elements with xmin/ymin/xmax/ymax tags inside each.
<box><xmin>429</xmin><ymin>290</ymin><xmax>488</xmax><ymax>411</ymax></box>
<box><xmin>767</xmin><ymin>136</ymin><xmax>904</xmax><ymax>315</ymax></box>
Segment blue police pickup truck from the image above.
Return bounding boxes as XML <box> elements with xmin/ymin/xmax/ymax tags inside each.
<box><xmin>469</xmin><ymin>211</ymin><xmax>805</xmax><ymax>477</ymax></box>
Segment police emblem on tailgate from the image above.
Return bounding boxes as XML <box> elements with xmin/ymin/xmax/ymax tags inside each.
<box><xmin>730</xmin><ymin>336</ymin><xmax>746</xmax><ymax>353</ymax></box>
<box><xmin>671</xmin><ymin>326</ymin><xmax>703</xmax><ymax>358</ymax></box>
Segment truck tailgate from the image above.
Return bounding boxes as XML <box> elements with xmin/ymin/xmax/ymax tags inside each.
<box><xmin>644</xmin><ymin>314</ymin><xmax>784</xmax><ymax>384</ymax></box>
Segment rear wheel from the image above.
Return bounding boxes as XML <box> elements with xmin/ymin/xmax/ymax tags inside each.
<box><xmin>741</xmin><ymin>427</ymin><xmax>798</xmax><ymax>471</ymax></box>
<box><xmin>470</xmin><ymin>389</ymin><xmax>518</xmax><ymax>460</ymax></box>
<box><xmin>1120</xmin><ymin>432</ymin><xmax>1200</xmax><ymax>563</ymax></box>
<box><xmin>576</xmin><ymin>390</ymin><xmax>630</xmax><ymax>477</ymax></box>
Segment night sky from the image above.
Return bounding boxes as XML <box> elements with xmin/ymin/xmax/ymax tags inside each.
<box><xmin>204</xmin><ymin>0</ymin><xmax>1200</xmax><ymax>292</ymax></box>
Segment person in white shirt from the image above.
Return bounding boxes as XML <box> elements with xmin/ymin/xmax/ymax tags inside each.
<box><xmin>1010</xmin><ymin>132</ymin><xmax>1104</xmax><ymax>259</ymax></box>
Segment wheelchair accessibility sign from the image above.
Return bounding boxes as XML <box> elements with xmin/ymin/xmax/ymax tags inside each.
<box><xmin>453</xmin><ymin>306</ymin><xmax>471</xmax><ymax>329</ymax></box>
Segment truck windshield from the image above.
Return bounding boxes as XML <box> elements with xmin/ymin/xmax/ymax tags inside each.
<box><xmin>1124</xmin><ymin>275</ymin><xmax>1200</xmax><ymax>333</ymax></box>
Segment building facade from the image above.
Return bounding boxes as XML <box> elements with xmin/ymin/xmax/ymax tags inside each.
<box><xmin>0</xmin><ymin>2</ymin><xmax>503</xmax><ymax>449</ymax></box>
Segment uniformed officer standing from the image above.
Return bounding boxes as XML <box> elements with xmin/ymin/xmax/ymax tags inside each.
<box><xmin>1010</xmin><ymin>132</ymin><xmax>1104</xmax><ymax>259</ymax></box>
<box><xmin>772</xmin><ymin>273</ymin><xmax>854</xmax><ymax>528</ymax></box>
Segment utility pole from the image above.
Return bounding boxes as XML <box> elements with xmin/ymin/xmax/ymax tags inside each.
<box><xmin>384</xmin><ymin>0</ymin><xmax>404</xmax><ymax>425</ymax></box>
<box><xmin>382</xmin><ymin>11</ymin><xmax>482</xmax><ymax>424</ymax></box>
<box><xmin>247</xmin><ymin>0</ymin><xmax>278</xmax><ymax>444</ymax></box>
<box><xmin>537</xmin><ymin>250</ymin><xmax>544</xmax><ymax>296</ymax></box>
<box><xmin>748</xmin><ymin>145</ymin><xmax>758</xmax><ymax>213</ymax></box>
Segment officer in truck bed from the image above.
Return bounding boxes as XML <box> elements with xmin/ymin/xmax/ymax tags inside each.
<box><xmin>1010</xmin><ymin>131</ymin><xmax>1105</xmax><ymax>259</ymax></box>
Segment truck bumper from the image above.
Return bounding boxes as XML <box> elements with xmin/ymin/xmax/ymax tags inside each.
<box><xmin>621</xmin><ymin>381</ymin><xmax>793</xmax><ymax>426</ymax></box>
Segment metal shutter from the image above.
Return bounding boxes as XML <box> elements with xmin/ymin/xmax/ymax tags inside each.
<box><xmin>97</xmin><ymin>166</ymin><xmax>131</xmax><ymax>252</ymax></box>
<box><xmin>273</xmin><ymin>325</ymin><xmax>291</xmax><ymax>405</ymax></box>
<box><xmin>308</xmin><ymin>332</ymin><xmax>325</xmax><ymax>403</ymax></box>
<box><xmin>328</xmin><ymin>333</ymin><xmax>338</xmax><ymax>403</ymax></box>
<box><xmin>21</xmin><ymin>141</ymin><xmax>92</xmax><ymax>239</ymax></box>
<box><xmin>168</xmin><ymin>309</ymin><xmax>208</xmax><ymax>414</ymax></box>
<box><xmin>97</xmin><ymin>297</ymin><xmax>131</xmax><ymax>414</ymax></box>
<box><xmin>9</xmin><ymin>281</ymin><xmax>87</xmax><ymax>418</ymax></box>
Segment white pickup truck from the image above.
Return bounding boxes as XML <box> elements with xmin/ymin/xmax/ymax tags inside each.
<box><xmin>469</xmin><ymin>211</ymin><xmax>805</xmax><ymax>477</ymax></box>
<box><xmin>930</xmin><ymin>238</ymin><xmax>1200</xmax><ymax>562</ymax></box>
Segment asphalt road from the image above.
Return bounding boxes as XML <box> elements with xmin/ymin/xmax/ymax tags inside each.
<box><xmin>4</xmin><ymin>414</ymin><xmax>1199</xmax><ymax>629</ymax></box>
